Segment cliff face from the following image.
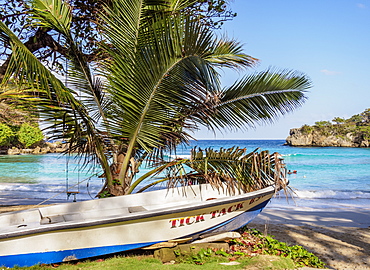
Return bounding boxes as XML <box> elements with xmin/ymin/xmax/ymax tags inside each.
<box><xmin>285</xmin><ymin>128</ymin><xmax>370</xmax><ymax>147</ymax></box>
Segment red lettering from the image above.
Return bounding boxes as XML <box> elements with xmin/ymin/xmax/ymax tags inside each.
<box><xmin>210</xmin><ymin>210</ymin><xmax>218</xmax><ymax>219</ymax></box>
<box><xmin>250</xmin><ymin>196</ymin><xmax>263</xmax><ymax>205</ymax></box>
<box><xmin>179</xmin><ymin>218</ymin><xmax>185</xmax><ymax>227</ymax></box>
<box><xmin>234</xmin><ymin>202</ymin><xmax>244</xmax><ymax>210</ymax></box>
<box><xmin>186</xmin><ymin>216</ymin><xmax>195</xmax><ymax>225</ymax></box>
<box><xmin>196</xmin><ymin>214</ymin><xmax>205</xmax><ymax>223</ymax></box>
<box><xmin>217</xmin><ymin>208</ymin><xmax>227</xmax><ymax>217</ymax></box>
<box><xmin>227</xmin><ymin>205</ymin><xmax>234</xmax><ymax>213</ymax></box>
<box><xmin>171</xmin><ymin>214</ymin><xmax>206</xmax><ymax>228</ymax></box>
<box><xmin>169</xmin><ymin>219</ymin><xmax>178</xmax><ymax>228</ymax></box>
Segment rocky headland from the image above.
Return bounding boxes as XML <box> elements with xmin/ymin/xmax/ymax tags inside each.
<box><xmin>0</xmin><ymin>141</ymin><xmax>67</xmax><ymax>155</ymax></box>
<box><xmin>285</xmin><ymin>109</ymin><xmax>370</xmax><ymax>147</ymax></box>
<box><xmin>285</xmin><ymin>127</ymin><xmax>369</xmax><ymax>147</ymax></box>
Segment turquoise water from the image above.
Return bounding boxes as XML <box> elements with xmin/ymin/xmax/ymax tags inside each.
<box><xmin>0</xmin><ymin>140</ymin><xmax>369</xmax><ymax>209</ymax></box>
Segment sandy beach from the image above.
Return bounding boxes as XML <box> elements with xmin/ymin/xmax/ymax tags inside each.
<box><xmin>249</xmin><ymin>208</ymin><xmax>370</xmax><ymax>270</ymax></box>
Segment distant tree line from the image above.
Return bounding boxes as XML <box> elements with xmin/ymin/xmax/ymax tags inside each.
<box><xmin>300</xmin><ymin>108</ymin><xmax>370</xmax><ymax>140</ymax></box>
<box><xmin>0</xmin><ymin>122</ymin><xmax>43</xmax><ymax>148</ymax></box>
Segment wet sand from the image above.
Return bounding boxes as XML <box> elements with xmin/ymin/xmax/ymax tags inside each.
<box><xmin>249</xmin><ymin>208</ymin><xmax>370</xmax><ymax>270</ymax></box>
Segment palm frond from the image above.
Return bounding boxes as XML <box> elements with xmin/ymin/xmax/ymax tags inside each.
<box><xmin>187</xmin><ymin>69</ymin><xmax>311</xmax><ymax>131</ymax></box>
<box><xmin>132</xmin><ymin>146</ymin><xmax>287</xmax><ymax>194</ymax></box>
<box><xmin>29</xmin><ymin>0</ymin><xmax>72</xmax><ymax>33</ymax></box>
<box><xmin>0</xmin><ymin>21</ymin><xmax>67</xmax><ymax>100</ymax></box>
<box><xmin>205</xmin><ymin>37</ymin><xmax>259</xmax><ymax>70</ymax></box>
<box><xmin>102</xmin><ymin>9</ymin><xmax>229</xmax><ymax>184</ymax></box>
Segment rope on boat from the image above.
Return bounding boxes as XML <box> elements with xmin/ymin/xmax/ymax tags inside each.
<box><xmin>65</xmin><ymin>155</ymin><xmax>81</xmax><ymax>201</ymax></box>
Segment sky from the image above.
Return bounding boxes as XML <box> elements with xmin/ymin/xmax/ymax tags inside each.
<box><xmin>193</xmin><ymin>0</ymin><xmax>370</xmax><ymax>140</ymax></box>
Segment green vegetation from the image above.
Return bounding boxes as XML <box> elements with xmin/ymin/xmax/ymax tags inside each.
<box><xmin>226</xmin><ymin>228</ymin><xmax>325</xmax><ymax>268</ymax></box>
<box><xmin>249</xmin><ymin>231</ymin><xmax>325</xmax><ymax>268</ymax></box>
<box><xmin>0</xmin><ymin>123</ymin><xmax>13</xmax><ymax>146</ymax></box>
<box><xmin>17</xmin><ymin>123</ymin><xmax>44</xmax><ymax>148</ymax></box>
<box><xmin>300</xmin><ymin>124</ymin><xmax>314</xmax><ymax>134</ymax></box>
<box><xmin>174</xmin><ymin>247</ymin><xmax>296</xmax><ymax>269</ymax></box>
<box><xmin>358</xmin><ymin>125</ymin><xmax>370</xmax><ymax>140</ymax></box>
<box><xmin>0</xmin><ymin>84</ymin><xmax>44</xmax><ymax>148</ymax></box>
<box><xmin>314</xmin><ymin>121</ymin><xmax>332</xmax><ymax>127</ymax></box>
<box><xmin>8</xmin><ymin>256</ymin><xmax>295</xmax><ymax>270</ymax></box>
<box><xmin>300</xmin><ymin>108</ymin><xmax>370</xmax><ymax>140</ymax></box>
<box><xmin>8</xmin><ymin>229</ymin><xmax>324</xmax><ymax>269</ymax></box>
<box><xmin>0</xmin><ymin>122</ymin><xmax>43</xmax><ymax>148</ymax></box>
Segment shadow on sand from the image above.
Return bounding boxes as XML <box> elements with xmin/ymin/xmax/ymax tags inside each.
<box><xmin>249</xmin><ymin>208</ymin><xmax>370</xmax><ymax>270</ymax></box>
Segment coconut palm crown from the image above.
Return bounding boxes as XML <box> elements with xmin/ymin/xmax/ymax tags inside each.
<box><xmin>0</xmin><ymin>0</ymin><xmax>311</xmax><ymax>196</ymax></box>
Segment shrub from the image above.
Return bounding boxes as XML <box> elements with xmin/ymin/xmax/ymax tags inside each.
<box><xmin>0</xmin><ymin>123</ymin><xmax>14</xmax><ymax>146</ymax></box>
<box><xmin>300</xmin><ymin>124</ymin><xmax>313</xmax><ymax>134</ymax></box>
<box><xmin>314</xmin><ymin>121</ymin><xmax>332</xmax><ymax>127</ymax></box>
<box><xmin>239</xmin><ymin>229</ymin><xmax>325</xmax><ymax>268</ymax></box>
<box><xmin>17</xmin><ymin>123</ymin><xmax>44</xmax><ymax>148</ymax></box>
<box><xmin>358</xmin><ymin>126</ymin><xmax>370</xmax><ymax>140</ymax></box>
<box><xmin>259</xmin><ymin>235</ymin><xmax>326</xmax><ymax>268</ymax></box>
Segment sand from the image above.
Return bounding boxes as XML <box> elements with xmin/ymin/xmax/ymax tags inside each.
<box><xmin>249</xmin><ymin>208</ymin><xmax>370</xmax><ymax>270</ymax></box>
<box><xmin>1</xmin><ymin>204</ymin><xmax>369</xmax><ymax>269</ymax></box>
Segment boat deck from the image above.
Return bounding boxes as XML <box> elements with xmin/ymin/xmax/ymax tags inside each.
<box><xmin>0</xmin><ymin>184</ymin><xmax>241</xmax><ymax>235</ymax></box>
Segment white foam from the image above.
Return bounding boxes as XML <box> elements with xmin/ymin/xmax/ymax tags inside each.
<box><xmin>294</xmin><ymin>189</ymin><xmax>370</xmax><ymax>199</ymax></box>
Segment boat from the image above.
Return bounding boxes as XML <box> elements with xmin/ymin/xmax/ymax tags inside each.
<box><xmin>0</xmin><ymin>182</ymin><xmax>281</xmax><ymax>267</ymax></box>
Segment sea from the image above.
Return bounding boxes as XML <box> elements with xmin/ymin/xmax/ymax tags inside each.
<box><xmin>0</xmin><ymin>140</ymin><xmax>369</xmax><ymax>210</ymax></box>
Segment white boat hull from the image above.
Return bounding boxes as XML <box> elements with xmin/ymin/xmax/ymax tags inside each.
<box><xmin>0</xmin><ymin>184</ymin><xmax>275</xmax><ymax>267</ymax></box>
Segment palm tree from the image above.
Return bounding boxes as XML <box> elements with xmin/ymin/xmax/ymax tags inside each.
<box><xmin>0</xmin><ymin>0</ymin><xmax>311</xmax><ymax>196</ymax></box>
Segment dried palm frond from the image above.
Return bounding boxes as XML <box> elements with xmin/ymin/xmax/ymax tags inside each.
<box><xmin>131</xmin><ymin>146</ymin><xmax>288</xmax><ymax>194</ymax></box>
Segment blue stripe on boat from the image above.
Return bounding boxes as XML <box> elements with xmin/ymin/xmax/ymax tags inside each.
<box><xmin>0</xmin><ymin>241</ymin><xmax>159</xmax><ymax>268</ymax></box>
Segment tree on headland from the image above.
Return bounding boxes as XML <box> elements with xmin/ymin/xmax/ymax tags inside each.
<box><xmin>360</xmin><ymin>108</ymin><xmax>370</xmax><ymax>124</ymax></box>
<box><xmin>0</xmin><ymin>0</ymin><xmax>311</xmax><ymax>196</ymax></box>
<box><xmin>314</xmin><ymin>121</ymin><xmax>331</xmax><ymax>127</ymax></box>
<box><xmin>332</xmin><ymin>117</ymin><xmax>345</xmax><ymax>125</ymax></box>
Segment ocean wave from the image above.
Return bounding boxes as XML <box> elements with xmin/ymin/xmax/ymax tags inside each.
<box><xmin>294</xmin><ymin>189</ymin><xmax>370</xmax><ymax>200</ymax></box>
<box><xmin>282</xmin><ymin>153</ymin><xmax>299</xmax><ymax>157</ymax></box>
<box><xmin>0</xmin><ymin>182</ymin><xmax>101</xmax><ymax>193</ymax></box>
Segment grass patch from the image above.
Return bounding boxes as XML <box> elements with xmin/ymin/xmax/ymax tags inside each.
<box><xmin>9</xmin><ymin>255</ymin><xmax>296</xmax><ymax>270</ymax></box>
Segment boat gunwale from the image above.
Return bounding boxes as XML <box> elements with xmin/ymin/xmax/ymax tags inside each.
<box><xmin>0</xmin><ymin>185</ymin><xmax>276</xmax><ymax>240</ymax></box>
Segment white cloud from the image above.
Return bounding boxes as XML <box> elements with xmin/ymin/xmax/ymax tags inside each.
<box><xmin>320</xmin><ymin>69</ymin><xmax>341</xmax><ymax>75</ymax></box>
<box><xmin>357</xmin><ymin>3</ymin><xmax>366</xmax><ymax>9</ymax></box>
